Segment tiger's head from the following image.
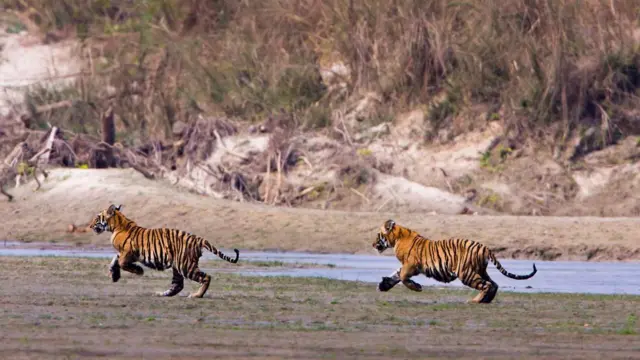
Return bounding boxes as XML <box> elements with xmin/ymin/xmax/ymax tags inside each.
<box><xmin>89</xmin><ymin>204</ymin><xmax>123</xmax><ymax>234</ymax></box>
<box><xmin>372</xmin><ymin>219</ymin><xmax>401</xmax><ymax>254</ymax></box>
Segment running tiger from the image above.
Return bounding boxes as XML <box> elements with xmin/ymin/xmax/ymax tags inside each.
<box><xmin>372</xmin><ymin>220</ymin><xmax>537</xmax><ymax>303</ymax></box>
<box><xmin>89</xmin><ymin>204</ymin><xmax>240</xmax><ymax>298</ymax></box>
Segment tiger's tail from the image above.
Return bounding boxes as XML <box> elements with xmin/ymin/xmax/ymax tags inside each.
<box><xmin>488</xmin><ymin>251</ymin><xmax>537</xmax><ymax>280</ymax></box>
<box><xmin>202</xmin><ymin>240</ymin><xmax>240</xmax><ymax>263</ymax></box>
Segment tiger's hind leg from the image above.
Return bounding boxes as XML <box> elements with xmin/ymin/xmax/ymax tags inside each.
<box><xmin>157</xmin><ymin>268</ymin><xmax>184</xmax><ymax>297</ymax></box>
<box><xmin>186</xmin><ymin>269</ymin><xmax>211</xmax><ymax>299</ymax></box>
<box><xmin>461</xmin><ymin>271</ymin><xmax>498</xmax><ymax>304</ymax></box>
<box><xmin>477</xmin><ymin>271</ymin><xmax>498</xmax><ymax>303</ymax></box>
<box><xmin>400</xmin><ymin>265</ymin><xmax>422</xmax><ymax>292</ymax></box>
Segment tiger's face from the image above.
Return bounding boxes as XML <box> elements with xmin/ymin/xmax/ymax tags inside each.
<box><xmin>373</xmin><ymin>232</ymin><xmax>390</xmax><ymax>253</ymax></box>
<box><xmin>89</xmin><ymin>204</ymin><xmax>122</xmax><ymax>234</ymax></box>
<box><xmin>372</xmin><ymin>220</ymin><xmax>397</xmax><ymax>254</ymax></box>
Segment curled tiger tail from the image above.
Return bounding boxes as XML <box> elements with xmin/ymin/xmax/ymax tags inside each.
<box><xmin>489</xmin><ymin>251</ymin><xmax>537</xmax><ymax>280</ymax></box>
<box><xmin>202</xmin><ymin>239</ymin><xmax>240</xmax><ymax>264</ymax></box>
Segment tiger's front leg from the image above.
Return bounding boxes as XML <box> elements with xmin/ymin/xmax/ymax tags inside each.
<box><xmin>118</xmin><ymin>253</ymin><xmax>144</xmax><ymax>277</ymax></box>
<box><xmin>378</xmin><ymin>267</ymin><xmax>402</xmax><ymax>292</ymax></box>
<box><xmin>109</xmin><ymin>254</ymin><xmax>121</xmax><ymax>282</ymax></box>
<box><xmin>400</xmin><ymin>265</ymin><xmax>422</xmax><ymax>292</ymax></box>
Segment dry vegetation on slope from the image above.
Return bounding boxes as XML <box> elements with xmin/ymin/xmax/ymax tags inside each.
<box><xmin>1</xmin><ymin>1</ymin><xmax>640</xmax><ymax>217</ymax></box>
<box><xmin>6</xmin><ymin>0</ymin><xmax>640</xmax><ymax>138</ymax></box>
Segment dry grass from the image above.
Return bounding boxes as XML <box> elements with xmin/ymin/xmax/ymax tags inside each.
<box><xmin>2</xmin><ymin>0</ymin><xmax>639</xmax><ymax>147</ymax></box>
<box><xmin>1</xmin><ymin>256</ymin><xmax>639</xmax><ymax>359</ymax></box>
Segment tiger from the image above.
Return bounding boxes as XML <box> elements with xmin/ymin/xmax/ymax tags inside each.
<box><xmin>372</xmin><ymin>220</ymin><xmax>537</xmax><ymax>303</ymax></box>
<box><xmin>89</xmin><ymin>204</ymin><xmax>240</xmax><ymax>298</ymax></box>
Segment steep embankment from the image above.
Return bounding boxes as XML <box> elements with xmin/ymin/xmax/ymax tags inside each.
<box><xmin>1</xmin><ymin>3</ymin><xmax>640</xmax><ymax>218</ymax></box>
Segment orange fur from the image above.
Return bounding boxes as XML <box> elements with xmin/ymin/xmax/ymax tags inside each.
<box><xmin>89</xmin><ymin>204</ymin><xmax>239</xmax><ymax>298</ymax></box>
<box><xmin>373</xmin><ymin>220</ymin><xmax>536</xmax><ymax>303</ymax></box>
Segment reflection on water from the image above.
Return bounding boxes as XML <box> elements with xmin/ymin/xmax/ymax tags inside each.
<box><xmin>1</xmin><ymin>245</ymin><xmax>639</xmax><ymax>295</ymax></box>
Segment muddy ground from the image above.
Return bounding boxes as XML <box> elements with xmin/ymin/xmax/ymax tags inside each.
<box><xmin>1</xmin><ymin>168</ymin><xmax>640</xmax><ymax>262</ymax></box>
<box><xmin>0</xmin><ymin>256</ymin><xmax>638</xmax><ymax>359</ymax></box>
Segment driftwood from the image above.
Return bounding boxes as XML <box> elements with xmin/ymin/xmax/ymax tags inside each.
<box><xmin>37</xmin><ymin>126</ymin><xmax>57</xmax><ymax>167</ymax></box>
<box><xmin>36</xmin><ymin>100</ymin><xmax>73</xmax><ymax>114</ymax></box>
<box><xmin>3</xmin><ymin>142</ymin><xmax>27</xmax><ymax>167</ymax></box>
<box><xmin>1</xmin><ymin>142</ymin><xmax>51</xmax><ymax>201</ymax></box>
<box><xmin>2</xmin><ymin>123</ymin><xmax>160</xmax><ymax>184</ymax></box>
<box><xmin>213</xmin><ymin>129</ymin><xmax>248</xmax><ymax>161</ymax></box>
<box><xmin>1</xmin><ymin>101</ymin><xmax>264</xmax><ymax>201</ymax></box>
<box><xmin>20</xmin><ymin>101</ymin><xmax>74</xmax><ymax>128</ymax></box>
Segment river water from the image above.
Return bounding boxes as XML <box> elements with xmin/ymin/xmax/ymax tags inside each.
<box><xmin>1</xmin><ymin>245</ymin><xmax>639</xmax><ymax>296</ymax></box>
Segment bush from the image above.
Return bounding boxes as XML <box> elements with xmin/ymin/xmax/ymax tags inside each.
<box><xmin>6</xmin><ymin>0</ymin><xmax>640</xmax><ymax>145</ymax></box>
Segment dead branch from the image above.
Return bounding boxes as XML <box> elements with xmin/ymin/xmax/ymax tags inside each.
<box><xmin>37</xmin><ymin>126</ymin><xmax>57</xmax><ymax>167</ymax></box>
<box><xmin>274</xmin><ymin>150</ymin><xmax>283</xmax><ymax>205</ymax></box>
<box><xmin>197</xmin><ymin>164</ymin><xmax>222</xmax><ymax>180</ymax></box>
<box><xmin>264</xmin><ymin>153</ymin><xmax>272</xmax><ymax>204</ymax></box>
<box><xmin>36</xmin><ymin>100</ymin><xmax>73</xmax><ymax>114</ymax></box>
<box><xmin>335</xmin><ymin>110</ymin><xmax>355</xmax><ymax>147</ymax></box>
<box><xmin>129</xmin><ymin>163</ymin><xmax>155</xmax><ymax>180</ymax></box>
<box><xmin>297</xmin><ymin>155</ymin><xmax>314</xmax><ymax>171</ymax></box>
<box><xmin>55</xmin><ymin>139</ymin><xmax>78</xmax><ymax>161</ymax></box>
<box><xmin>28</xmin><ymin>148</ymin><xmax>51</xmax><ymax>164</ymax></box>
<box><xmin>3</xmin><ymin>142</ymin><xmax>27</xmax><ymax>167</ymax></box>
<box><xmin>350</xmin><ymin>187</ymin><xmax>371</xmax><ymax>203</ymax></box>
<box><xmin>376</xmin><ymin>196</ymin><xmax>393</xmax><ymax>212</ymax></box>
<box><xmin>101</xmin><ymin>106</ymin><xmax>115</xmax><ymax>145</ymax></box>
<box><xmin>213</xmin><ymin>129</ymin><xmax>249</xmax><ymax>161</ymax></box>
<box><xmin>438</xmin><ymin>167</ymin><xmax>454</xmax><ymax>193</ymax></box>
<box><xmin>298</xmin><ymin>186</ymin><xmax>316</xmax><ymax>197</ymax></box>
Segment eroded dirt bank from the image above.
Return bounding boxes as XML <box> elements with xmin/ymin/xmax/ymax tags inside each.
<box><xmin>1</xmin><ymin>168</ymin><xmax>639</xmax><ymax>262</ymax></box>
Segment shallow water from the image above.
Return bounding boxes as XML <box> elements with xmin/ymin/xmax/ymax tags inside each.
<box><xmin>1</xmin><ymin>244</ymin><xmax>639</xmax><ymax>295</ymax></box>
<box><xmin>236</xmin><ymin>251</ymin><xmax>640</xmax><ymax>296</ymax></box>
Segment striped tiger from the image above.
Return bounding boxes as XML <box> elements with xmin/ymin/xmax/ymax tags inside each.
<box><xmin>89</xmin><ymin>204</ymin><xmax>240</xmax><ymax>298</ymax></box>
<box><xmin>372</xmin><ymin>220</ymin><xmax>537</xmax><ymax>303</ymax></box>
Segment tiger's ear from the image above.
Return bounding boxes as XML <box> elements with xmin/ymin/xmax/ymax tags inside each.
<box><xmin>115</xmin><ymin>204</ymin><xmax>122</xmax><ymax>211</ymax></box>
<box><xmin>384</xmin><ymin>220</ymin><xmax>396</xmax><ymax>233</ymax></box>
<box><xmin>107</xmin><ymin>204</ymin><xmax>119</xmax><ymax>215</ymax></box>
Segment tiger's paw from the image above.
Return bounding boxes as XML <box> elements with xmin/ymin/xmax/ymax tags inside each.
<box><xmin>407</xmin><ymin>280</ymin><xmax>422</xmax><ymax>292</ymax></box>
<box><xmin>110</xmin><ymin>267</ymin><xmax>121</xmax><ymax>282</ymax></box>
<box><xmin>156</xmin><ymin>287</ymin><xmax>183</xmax><ymax>297</ymax></box>
<box><xmin>377</xmin><ymin>277</ymin><xmax>398</xmax><ymax>292</ymax></box>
